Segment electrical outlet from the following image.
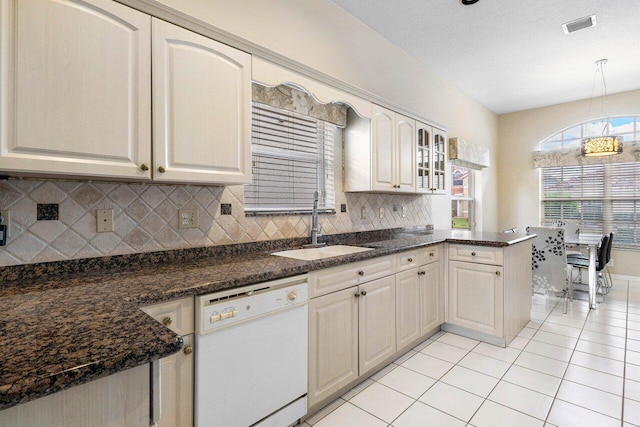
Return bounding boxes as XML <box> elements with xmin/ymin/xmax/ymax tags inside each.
<box><xmin>0</xmin><ymin>210</ymin><xmax>9</xmax><ymax>237</ymax></box>
<box><xmin>96</xmin><ymin>209</ymin><xmax>114</xmax><ymax>232</ymax></box>
<box><xmin>379</xmin><ymin>207</ymin><xmax>384</xmax><ymax>219</ymax></box>
<box><xmin>179</xmin><ymin>209</ymin><xmax>199</xmax><ymax>229</ymax></box>
<box><xmin>360</xmin><ymin>206</ymin><xmax>366</xmax><ymax>219</ymax></box>
<box><xmin>401</xmin><ymin>206</ymin><xmax>406</xmax><ymax>218</ymax></box>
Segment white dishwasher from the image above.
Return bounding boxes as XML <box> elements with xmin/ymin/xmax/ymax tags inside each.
<box><xmin>195</xmin><ymin>274</ymin><xmax>308</xmax><ymax>427</ymax></box>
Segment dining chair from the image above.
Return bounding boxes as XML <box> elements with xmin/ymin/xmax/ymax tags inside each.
<box><xmin>567</xmin><ymin>234</ymin><xmax>610</xmax><ymax>299</ymax></box>
<box><xmin>526</xmin><ymin>226</ymin><xmax>571</xmax><ymax>313</ymax></box>
<box><xmin>568</xmin><ymin>232</ymin><xmax>614</xmax><ymax>294</ymax></box>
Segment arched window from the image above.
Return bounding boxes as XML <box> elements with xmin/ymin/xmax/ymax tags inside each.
<box><xmin>539</xmin><ymin>116</ymin><xmax>640</xmax><ymax>247</ymax></box>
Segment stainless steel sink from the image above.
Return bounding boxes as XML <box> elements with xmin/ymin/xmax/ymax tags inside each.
<box><xmin>271</xmin><ymin>245</ymin><xmax>373</xmax><ymax>261</ymax></box>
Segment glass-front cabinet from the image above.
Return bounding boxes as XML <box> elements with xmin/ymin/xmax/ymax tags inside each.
<box><xmin>416</xmin><ymin>123</ymin><xmax>447</xmax><ymax>194</ymax></box>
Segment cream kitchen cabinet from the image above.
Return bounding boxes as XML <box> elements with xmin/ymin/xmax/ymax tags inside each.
<box><xmin>141</xmin><ymin>297</ymin><xmax>194</xmax><ymax>427</ymax></box>
<box><xmin>308</xmin><ymin>261</ymin><xmax>397</xmax><ymax>411</ymax></box>
<box><xmin>152</xmin><ymin>19</ymin><xmax>251</xmax><ymax>185</ymax></box>
<box><xmin>416</xmin><ymin>122</ymin><xmax>448</xmax><ymax>194</ymax></box>
<box><xmin>396</xmin><ymin>245</ymin><xmax>444</xmax><ymax>350</ymax></box>
<box><xmin>0</xmin><ymin>0</ymin><xmax>152</xmax><ymax>180</ymax></box>
<box><xmin>444</xmin><ymin>242</ymin><xmax>532</xmax><ymax>346</ymax></box>
<box><xmin>344</xmin><ymin>105</ymin><xmax>416</xmax><ymax>193</ymax></box>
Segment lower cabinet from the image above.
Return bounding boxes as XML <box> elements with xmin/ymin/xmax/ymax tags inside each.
<box><xmin>448</xmin><ymin>260</ymin><xmax>504</xmax><ymax>337</ymax></box>
<box><xmin>141</xmin><ymin>297</ymin><xmax>194</xmax><ymax>427</ymax></box>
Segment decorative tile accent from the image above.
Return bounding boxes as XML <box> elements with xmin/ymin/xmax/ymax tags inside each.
<box><xmin>37</xmin><ymin>204</ymin><xmax>59</xmax><ymax>221</ymax></box>
<box><xmin>0</xmin><ymin>178</ymin><xmax>433</xmax><ymax>266</ymax></box>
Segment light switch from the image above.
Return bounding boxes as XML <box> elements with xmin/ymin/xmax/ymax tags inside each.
<box><xmin>96</xmin><ymin>209</ymin><xmax>114</xmax><ymax>232</ymax></box>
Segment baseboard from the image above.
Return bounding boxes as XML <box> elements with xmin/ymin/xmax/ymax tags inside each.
<box><xmin>612</xmin><ymin>273</ymin><xmax>640</xmax><ymax>282</ymax></box>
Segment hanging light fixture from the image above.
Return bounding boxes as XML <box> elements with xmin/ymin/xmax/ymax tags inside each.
<box><xmin>581</xmin><ymin>59</ymin><xmax>623</xmax><ymax>156</ymax></box>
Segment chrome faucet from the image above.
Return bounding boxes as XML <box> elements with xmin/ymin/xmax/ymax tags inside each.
<box><xmin>305</xmin><ymin>191</ymin><xmax>326</xmax><ymax>248</ymax></box>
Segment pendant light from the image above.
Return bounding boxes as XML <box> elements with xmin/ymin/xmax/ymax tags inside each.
<box><xmin>581</xmin><ymin>59</ymin><xmax>623</xmax><ymax>156</ymax></box>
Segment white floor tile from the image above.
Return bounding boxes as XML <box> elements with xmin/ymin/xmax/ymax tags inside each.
<box><xmin>350</xmin><ymin>382</ymin><xmax>414</xmax><ymax>423</ymax></box>
<box><xmin>538</xmin><ymin>322</ymin><xmax>582</xmax><ymax>338</ymax></box>
<box><xmin>575</xmin><ymin>339</ymin><xmax>625</xmax><ymax>361</ymax></box>
<box><xmin>313</xmin><ymin>402</ymin><xmax>386</xmax><ymax>427</ymax></box>
<box><xmin>341</xmin><ymin>379</ymin><xmax>374</xmax><ymax>400</ymax></box>
<box><xmin>488</xmin><ymin>381</ymin><xmax>553</xmax><ymax>420</ymax></box>
<box><xmin>526</xmin><ymin>320</ymin><xmax>543</xmax><ymax>330</ymax></box>
<box><xmin>625</xmin><ymin>379</ymin><xmax>640</xmax><ymax>402</ymax></box>
<box><xmin>587</xmin><ymin>316</ymin><xmax>627</xmax><ymax>328</ymax></box>
<box><xmin>393</xmin><ymin>350</ymin><xmax>417</xmax><ymax>366</ymax></box>
<box><xmin>440</xmin><ymin>366</ymin><xmax>499</xmax><ymax>398</ymax></box>
<box><xmin>378</xmin><ymin>365</ymin><xmax>436</xmax><ymax>399</ymax></box>
<box><xmin>421</xmin><ymin>341</ymin><xmax>470</xmax><ymax>363</ymax></box>
<box><xmin>437</xmin><ymin>333</ymin><xmax>480</xmax><ymax>350</ymax></box>
<box><xmin>401</xmin><ymin>352</ymin><xmax>454</xmax><ymax>380</ymax></box>
<box><xmin>628</xmin><ymin>350</ymin><xmax>640</xmax><ymax>366</ymax></box>
<box><xmin>556</xmin><ymin>380</ymin><xmax>622</xmax><ymax>419</ymax></box>
<box><xmin>547</xmin><ymin>399</ymin><xmax>621</xmax><ymax>427</ymax></box>
<box><xmin>627</xmin><ymin>363</ymin><xmax>640</xmax><ymax>382</ymax></box>
<box><xmin>531</xmin><ymin>330</ymin><xmax>578</xmax><ymax>349</ymax></box>
<box><xmin>524</xmin><ymin>340</ymin><xmax>574</xmax><ymax>362</ymax></box>
<box><xmin>418</xmin><ymin>381</ymin><xmax>483</xmax><ymax>422</ymax></box>
<box><xmin>514</xmin><ymin>351</ymin><xmax>568</xmax><ymax>378</ymax></box>
<box><xmin>563</xmin><ymin>364</ymin><xmax>623</xmax><ymax>395</ymax></box>
<box><xmin>545</xmin><ymin>314</ymin><xmax>585</xmax><ymax>328</ymax></box>
<box><xmin>502</xmin><ymin>365</ymin><xmax>561</xmax><ymax>397</ymax></box>
<box><xmin>370</xmin><ymin>363</ymin><xmax>398</xmax><ymax>381</ymax></box>
<box><xmin>473</xmin><ymin>342</ymin><xmax>521</xmax><ymax>363</ymax></box>
<box><xmin>393</xmin><ymin>401</ymin><xmax>466</xmax><ymax>427</ymax></box>
<box><xmin>412</xmin><ymin>340</ymin><xmax>432</xmax><ymax>352</ymax></box>
<box><xmin>518</xmin><ymin>327</ymin><xmax>537</xmax><ymax>339</ymax></box>
<box><xmin>306</xmin><ymin>398</ymin><xmax>346</xmax><ymax>425</ymax></box>
<box><xmin>508</xmin><ymin>336</ymin><xmax>530</xmax><ymax>350</ymax></box>
<box><xmin>624</xmin><ymin>398</ymin><xmax>640</xmax><ymax>425</ymax></box>
<box><xmin>627</xmin><ymin>339</ymin><xmax>640</xmax><ymax>353</ymax></box>
<box><xmin>470</xmin><ymin>400</ymin><xmax>543</xmax><ymax>427</ymax></box>
<box><xmin>570</xmin><ymin>351</ymin><xmax>624</xmax><ymax>376</ymax></box>
<box><xmin>582</xmin><ymin>321</ymin><xmax>627</xmax><ymax>338</ymax></box>
<box><xmin>580</xmin><ymin>329</ymin><xmax>626</xmax><ymax>347</ymax></box>
<box><xmin>458</xmin><ymin>352</ymin><xmax>511</xmax><ymax>378</ymax></box>
<box><xmin>629</xmin><ymin>329</ymin><xmax>640</xmax><ymax>341</ymax></box>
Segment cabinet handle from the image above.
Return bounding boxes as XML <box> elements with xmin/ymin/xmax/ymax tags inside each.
<box><xmin>140</xmin><ymin>163</ymin><xmax>149</xmax><ymax>171</ymax></box>
<box><xmin>355</xmin><ymin>292</ymin><xmax>361</xmax><ymax>298</ymax></box>
<box><xmin>158</xmin><ymin>166</ymin><xmax>166</xmax><ymax>173</ymax></box>
<box><xmin>471</xmin><ymin>252</ymin><xmax>477</xmax><ymax>256</ymax></box>
<box><xmin>429</xmin><ymin>252</ymin><xmax>434</xmax><ymax>257</ymax></box>
<box><xmin>361</xmin><ymin>291</ymin><xmax>367</xmax><ymax>296</ymax></box>
<box><xmin>418</xmin><ymin>271</ymin><xmax>425</xmax><ymax>276</ymax></box>
<box><xmin>496</xmin><ymin>271</ymin><xmax>501</xmax><ymax>277</ymax></box>
<box><xmin>162</xmin><ymin>317</ymin><xmax>173</xmax><ymax>326</ymax></box>
<box><xmin>407</xmin><ymin>258</ymin><xmax>413</xmax><ymax>263</ymax></box>
<box><xmin>358</xmin><ymin>270</ymin><xmax>364</xmax><ymax>276</ymax></box>
<box><xmin>183</xmin><ymin>345</ymin><xmax>193</xmax><ymax>355</ymax></box>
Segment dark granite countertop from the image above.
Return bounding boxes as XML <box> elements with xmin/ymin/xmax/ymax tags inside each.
<box><xmin>0</xmin><ymin>228</ymin><xmax>533</xmax><ymax>410</ymax></box>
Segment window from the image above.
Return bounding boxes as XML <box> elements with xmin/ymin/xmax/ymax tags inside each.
<box><xmin>244</xmin><ymin>102</ymin><xmax>335</xmax><ymax>214</ymax></box>
<box><xmin>451</xmin><ymin>165</ymin><xmax>474</xmax><ymax>230</ymax></box>
<box><xmin>539</xmin><ymin>116</ymin><xmax>640</xmax><ymax>247</ymax></box>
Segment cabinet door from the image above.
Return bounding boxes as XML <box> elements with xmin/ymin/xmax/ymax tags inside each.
<box><xmin>158</xmin><ymin>334</ymin><xmax>193</xmax><ymax>427</ymax></box>
<box><xmin>396</xmin><ymin>115</ymin><xmax>416</xmax><ymax>192</ymax></box>
<box><xmin>416</xmin><ymin>125</ymin><xmax>432</xmax><ymax>193</ymax></box>
<box><xmin>371</xmin><ymin>105</ymin><xmax>395</xmax><ymax>191</ymax></box>
<box><xmin>396</xmin><ymin>269</ymin><xmax>421</xmax><ymax>349</ymax></box>
<box><xmin>0</xmin><ymin>0</ymin><xmax>151</xmax><ymax>179</ymax></box>
<box><xmin>359</xmin><ymin>276</ymin><xmax>396</xmax><ymax>374</ymax></box>
<box><xmin>448</xmin><ymin>261</ymin><xmax>503</xmax><ymax>337</ymax></box>
<box><xmin>308</xmin><ymin>287</ymin><xmax>359</xmax><ymax>409</ymax></box>
<box><xmin>420</xmin><ymin>261</ymin><xmax>444</xmax><ymax>335</ymax></box>
<box><xmin>431</xmin><ymin>129</ymin><xmax>448</xmax><ymax>194</ymax></box>
<box><xmin>152</xmin><ymin>18</ymin><xmax>251</xmax><ymax>184</ymax></box>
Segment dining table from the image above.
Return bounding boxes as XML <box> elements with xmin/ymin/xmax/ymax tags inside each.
<box><xmin>565</xmin><ymin>232</ymin><xmax>603</xmax><ymax>309</ymax></box>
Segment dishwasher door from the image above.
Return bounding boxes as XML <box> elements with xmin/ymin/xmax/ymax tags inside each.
<box><xmin>195</xmin><ymin>285</ymin><xmax>308</xmax><ymax>427</ymax></box>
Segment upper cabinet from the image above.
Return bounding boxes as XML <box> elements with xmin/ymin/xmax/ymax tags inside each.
<box><xmin>0</xmin><ymin>0</ymin><xmax>152</xmax><ymax>179</ymax></box>
<box><xmin>152</xmin><ymin>19</ymin><xmax>251</xmax><ymax>184</ymax></box>
<box><xmin>0</xmin><ymin>0</ymin><xmax>251</xmax><ymax>185</ymax></box>
<box><xmin>345</xmin><ymin>104</ymin><xmax>416</xmax><ymax>193</ymax></box>
<box><xmin>416</xmin><ymin>122</ymin><xmax>448</xmax><ymax>194</ymax></box>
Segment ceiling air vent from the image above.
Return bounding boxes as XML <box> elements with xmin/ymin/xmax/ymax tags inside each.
<box><xmin>562</xmin><ymin>15</ymin><xmax>597</xmax><ymax>34</ymax></box>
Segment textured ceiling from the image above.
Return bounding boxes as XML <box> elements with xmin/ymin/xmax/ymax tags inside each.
<box><xmin>329</xmin><ymin>0</ymin><xmax>640</xmax><ymax>114</ymax></box>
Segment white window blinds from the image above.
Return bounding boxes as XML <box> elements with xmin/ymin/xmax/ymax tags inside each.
<box><xmin>245</xmin><ymin>102</ymin><xmax>335</xmax><ymax>214</ymax></box>
<box><xmin>541</xmin><ymin>162</ymin><xmax>640</xmax><ymax>247</ymax></box>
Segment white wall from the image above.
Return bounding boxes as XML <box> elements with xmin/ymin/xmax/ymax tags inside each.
<box><xmin>497</xmin><ymin>88</ymin><xmax>640</xmax><ymax>276</ymax></box>
<box><xmin>148</xmin><ymin>0</ymin><xmax>500</xmax><ymax>231</ymax></box>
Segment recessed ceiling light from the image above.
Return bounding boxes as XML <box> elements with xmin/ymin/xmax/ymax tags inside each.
<box><xmin>562</xmin><ymin>15</ymin><xmax>597</xmax><ymax>34</ymax></box>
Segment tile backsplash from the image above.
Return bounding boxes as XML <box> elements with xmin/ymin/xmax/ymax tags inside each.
<box><xmin>0</xmin><ymin>178</ymin><xmax>432</xmax><ymax>266</ymax></box>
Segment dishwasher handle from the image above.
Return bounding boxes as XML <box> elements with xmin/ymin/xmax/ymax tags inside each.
<box><xmin>150</xmin><ymin>359</ymin><xmax>161</xmax><ymax>426</ymax></box>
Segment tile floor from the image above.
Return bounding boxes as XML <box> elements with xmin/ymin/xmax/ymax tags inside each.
<box><xmin>302</xmin><ymin>277</ymin><xmax>640</xmax><ymax>426</ymax></box>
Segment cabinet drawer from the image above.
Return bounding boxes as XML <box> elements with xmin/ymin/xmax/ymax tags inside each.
<box><xmin>142</xmin><ymin>296</ymin><xmax>194</xmax><ymax>335</ymax></box>
<box><xmin>448</xmin><ymin>244</ymin><xmax>503</xmax><ymax>266</ymax></box>
<box><xmin>423</xmin><ymin>244</ymin><xmax>441</xmax><ymax>264</ymax></box>
<box><xmin>309</xmin><ymin>255</ymin><xmax>397</xmax><ymax>298</ymax></box>
<box><xmin>397</xmin><ymin>250</ymin><xmax>421</xmax><ymax>272</ymax></box>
